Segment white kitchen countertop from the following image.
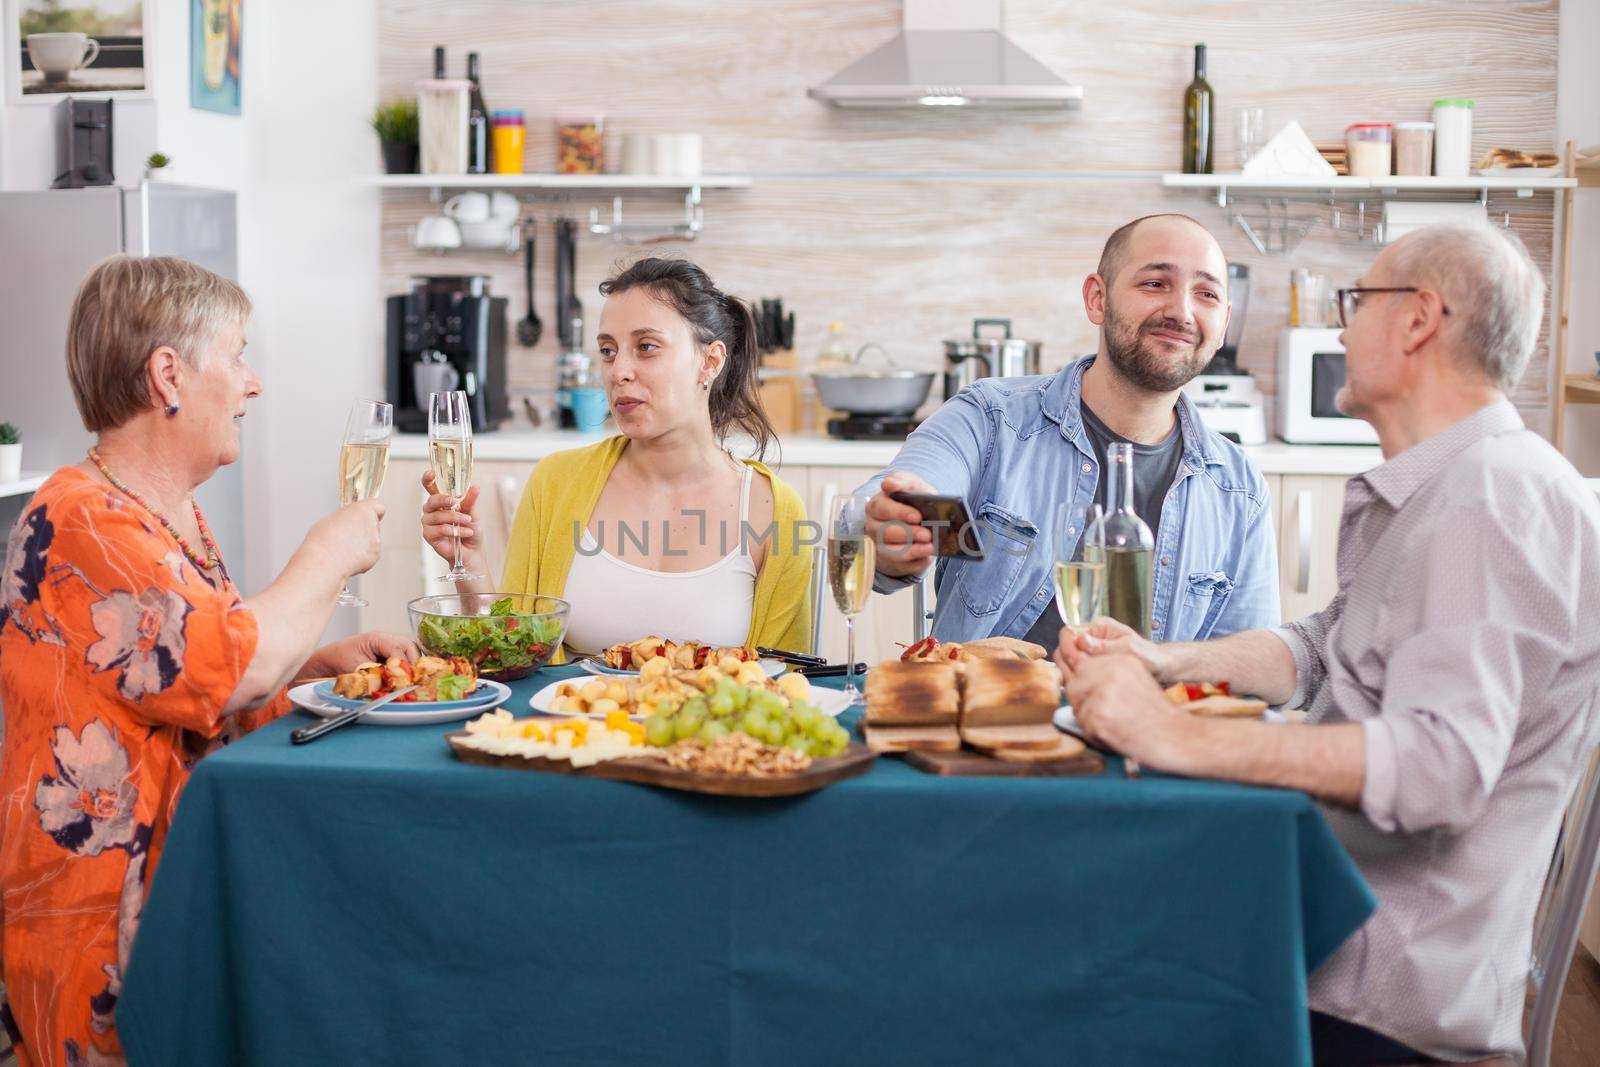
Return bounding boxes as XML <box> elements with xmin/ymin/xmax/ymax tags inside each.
<box><xmin>393</xmin><ymin>430</ymin><xmax>1384</xmax><ymax>476</ymax></box>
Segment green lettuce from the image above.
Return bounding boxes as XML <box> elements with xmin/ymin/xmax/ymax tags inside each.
<box><xmin>416</xmin><ymin>608</ymin><xmax>563</xmax><ymax>674</ymax></box>
<box><xmin>433</xmin><ymin>673</ymin><xmax>475</xmax><ymax>701</ymax></box>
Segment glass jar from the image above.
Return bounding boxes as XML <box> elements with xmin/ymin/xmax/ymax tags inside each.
<box><xmin>1432</xmin><ymin>99</ymin><xmax>1474</xmax><ymax>178</ymax></box>
<box><xmin>490</xmin><ymin>110</ymin><xmax>525</xmax><ymax>175</ymax></box>
<box><xmin>555</xmin><ymin>114</ymin><xmax>604</xmax><ymax>174</ymax></box>
<box><xmin>1393</xmin><ymin>121</ymin><xmax>1434</xmax><ymax>177</ymax></box>
<box><xmin>1346</xmin><ymin>123</ymin><xmax>1393</xmax><ymax>178</ymax></box>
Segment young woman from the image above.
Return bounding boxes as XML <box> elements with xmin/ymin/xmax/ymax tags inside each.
<box><xmin>421</xmin><ymin>258</ymin><xmax>811</xmax><ymax>657</ymax></box>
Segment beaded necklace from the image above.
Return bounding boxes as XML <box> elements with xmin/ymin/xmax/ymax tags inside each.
<box><xmin>88</xmin><ymin>448</ymin><xmax>227</xmax><ymax>581</ymax></box>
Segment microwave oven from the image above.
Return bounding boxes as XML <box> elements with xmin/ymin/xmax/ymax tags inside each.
<box><xmin>1277</xmin><ymin>328</ymin><xmax>1379</xmax><ymax>444</ymax></box>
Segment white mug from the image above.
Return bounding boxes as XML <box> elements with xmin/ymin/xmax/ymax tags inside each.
<box><xmin>412</xmin><ymin>215</ymin><xmax>462</xmax><ymax>250</ymax></box>
<box><xmin>444</xmin><ymin>192</ymin><xmax>491</xmax><ymax>223</ymax></box>
<box><xmin>621</xmin><ymin>134</ymin><xmax>653</xmax><ymax>175</ymax></box>
<box><xmin>27</xmin><ymin>33</ymin><xmax>100</xmax><ymax>80</ymax></box>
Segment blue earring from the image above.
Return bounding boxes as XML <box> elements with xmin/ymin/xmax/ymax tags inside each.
<box><xmin>165</xmin><ymin>403</ymin><xmax>180</xmax><ymax>416</ymax></box>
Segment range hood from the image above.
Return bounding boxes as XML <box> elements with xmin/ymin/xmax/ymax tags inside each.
<box><xmin>807</xmin><ymin>0</ymin><xmax>1082</xmax><ymax>109</ymax></box>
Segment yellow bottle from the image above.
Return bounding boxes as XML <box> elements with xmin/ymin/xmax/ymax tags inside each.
<box><xmin>490</xmin><ymin>110</ymin><xmax>525</xmax><ymax>175</ymax></box>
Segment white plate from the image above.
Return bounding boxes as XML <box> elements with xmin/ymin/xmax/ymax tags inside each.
<box><xmin>1053</xmin><ymin>701</ymin><xmax>1284</xmax><ymax>739</ymax></box>
<box><xmin>579</xmin><ymin>657</ymin><xmax>786</xmax><ymax>679</ymax></box>
<box><xmin>529</xmin><ymin>678</ymin><xmax>850</xmax><ymax>719</ymax></box>
<box><xmin>288</xmin><ymin>680</ymin><xmax>512</xmax><ymax>726</ymax></box>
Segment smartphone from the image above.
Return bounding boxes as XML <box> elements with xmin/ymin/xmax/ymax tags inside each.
<box><xmin>887</xmin><ymin>491</ymin><xmax>986</xmax><ymax>560</ymax></box>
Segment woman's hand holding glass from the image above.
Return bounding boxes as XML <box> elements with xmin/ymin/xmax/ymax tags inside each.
<box><xmin>420</xmin><ymin>473</ymin><xmax>484</xmax><ymax>570</ymax></box>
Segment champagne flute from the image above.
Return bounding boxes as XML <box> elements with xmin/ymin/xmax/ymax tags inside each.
<box><xmin>335</xmin><ymin>399</ymin><xmax>393</xmax><ymax>608</ymax></box>
<box><xmin>429</xmin><ymin>390</ymin><xmax>481</xmax><ymax>582</ymax></box>
<box><xmin>1054</xmin><ymin>501</ymin><xmax>1105</xmax><ymax>634</ymax></box>
<box><xmin>827</xmin><ymin>492</ymin><xmax>875</xmax><ymax>702</ymax></box>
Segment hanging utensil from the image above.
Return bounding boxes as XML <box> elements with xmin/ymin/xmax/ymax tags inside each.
<box><xmin>516</xmin><ymin>226</ymin><xmax>542</xmax><ymax>347</ymax></box>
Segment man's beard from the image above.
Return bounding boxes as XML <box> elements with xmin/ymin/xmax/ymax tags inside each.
<box><xmin>1102</xmin><ymin>301</ymin><xmax>1217</xmax><ymax>392</ymax></box>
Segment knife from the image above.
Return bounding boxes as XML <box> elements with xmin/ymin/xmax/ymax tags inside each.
<box><xmin>291</xmin><ymin>684</ymin><xmax>421</xmax><ymax>745</ymax></box>
<box><xmin>757</xmin><ymin>646</ymin><xmax>827</xmax><ymax>667</ymax></box>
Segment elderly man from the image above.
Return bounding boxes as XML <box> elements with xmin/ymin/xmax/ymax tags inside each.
<box><xmin>860</xmin><ymin>214</ymin><xmax>1279</xmax><ymax>649</ymax></box>
<box><xmin>1060</xmin><ymin>224</ymin><xmax>1600</xmax><ymax>1065</ymax></box>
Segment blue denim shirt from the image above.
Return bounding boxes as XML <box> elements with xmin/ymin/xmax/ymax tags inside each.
<box><xmin>858</xmin><ymin>356</ymin><xmax>1280</xmax><ymax>644</ymax></box>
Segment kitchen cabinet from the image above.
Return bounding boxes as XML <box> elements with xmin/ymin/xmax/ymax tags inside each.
<box><xmin>1273</xmin><ymin>474</ymin><xmax>1349</xmax><ymax>623</ymax></box>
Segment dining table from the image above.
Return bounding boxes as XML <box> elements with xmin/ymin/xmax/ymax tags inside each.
<box><xmin>117</xmin><ymin>662</ymin><xmax>1375</xmax><ymax>1066</ymax></box>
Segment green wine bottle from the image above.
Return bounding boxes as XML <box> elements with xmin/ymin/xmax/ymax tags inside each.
<box><xmin>1182</xmin><ymin>43</ymin><xmax>1214</xmax><ymax>174</ymax></box>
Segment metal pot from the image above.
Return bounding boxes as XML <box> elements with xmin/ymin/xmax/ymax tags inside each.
<box><xmin>811</xmin><ymin>343</ymin><xmax>935</xmax><ymax>416</ymax></box>
<box><xmin>942</xmin><ymin>318</ymin><xmax>1044</xmax><ymax>400</ymax></box>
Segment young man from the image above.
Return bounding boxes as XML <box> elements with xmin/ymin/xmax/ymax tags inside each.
<box><xmin>861</xmin><ymin>213</ymin><xmax>1278</xmax><ymax>646</ymax></box>
<box><xmin>1060</xmin><ymin>224</ymin><xmax>1600</xmax><ymax>1064</ymax></box>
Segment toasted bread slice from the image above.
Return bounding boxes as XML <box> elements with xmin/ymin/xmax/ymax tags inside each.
<box><xmin>963</xmin><ymin>636</ymin><xmax>1049</xmax><ymax>661</ymax></box>
<box><xmin>864</xmin><ymin>661</ymin><xmax>959</xmax><ymax>725</ymax></box>
<box><xmin>990</xmin><ymin>734</ymin><xmax>1088</xmax><ymax>762</ymax></box>
<box><xmin>863</xmin><ymin>723</ymin><xmax>962</xmax><ymax>753</ymax></box>
<box><xmin>1184</xmin><ymin>694</ymin><xmax>1269</xmax><ymax>718</ymax></box>
<box><xmin>961</xmin><ymin>723</ymin><xmax>1062</xmax><ymax>752</ymax></box>
<box><xmin>961</xmin><ymin>659</ymin><xmax>1061</xmax><ymax>728</ymax></box>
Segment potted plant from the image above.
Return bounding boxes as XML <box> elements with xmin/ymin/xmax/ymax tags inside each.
<box><xmin>0</xmin><ymin>423</ymin><xmax>20</xmax><ymax>483</ymax></box>
<box><xmin>145</xmin><ymin>152</ymin><xmax>173</xmax><ymax>181</ymax></box>
<box><xmin>370</xmin><ymin>98</ymin><xmax>420</xmax><ymax>175</ymax></box>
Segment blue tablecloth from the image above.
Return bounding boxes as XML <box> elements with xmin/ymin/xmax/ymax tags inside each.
<box><xmin>118</xmin><ymin>665</ymin><xmax>1374</xmax><ymax>1066</ymax></box>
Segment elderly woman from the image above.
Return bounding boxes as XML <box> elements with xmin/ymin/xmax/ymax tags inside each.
<box><xmin>420</xmin><ymin>257</ymin><xmax>812</xmax><ymax>658</ymax></box>
<box><xmin>0</xmin><ymin>255</ymin><xmax>411</xmax><ymax>1066</ymax></box>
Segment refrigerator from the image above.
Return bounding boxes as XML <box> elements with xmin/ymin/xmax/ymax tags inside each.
<box><xmin>0</xmin><ymin>184</ymin><xmax>246</xmax><ymax>587</ymax></box>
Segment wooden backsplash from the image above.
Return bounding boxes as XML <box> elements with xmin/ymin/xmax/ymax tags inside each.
<box><xmin>378</xmin><ymin>0</ymin><xmax>1560</xmax><ymax>430</ymax></box>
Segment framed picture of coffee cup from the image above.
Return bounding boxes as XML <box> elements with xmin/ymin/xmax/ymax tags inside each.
<box><xmin>189</xmin><ymin>0</ymin><xmax>239</xmax><ymax>115</ymax></box>
<box><xmin>6</xmin><ymin>0</ymin><xmax>150</xmax><ymax>102</ymax></box>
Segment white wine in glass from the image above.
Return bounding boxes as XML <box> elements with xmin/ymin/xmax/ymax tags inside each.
<box><xmin>827</xmin><ymin>492</ymin><xmax>874</xmax><ymax>701</ymax></box>
<box><xmin>429</xmin><ymin>390</ymin><xmax>480</xmax><ymax>582</ymax></box>
<box><xmin>1054</xmin><ymin>501</ymin><xmax>1105</xmax><ymax>631</ymax></box>
<box><xmin>336</xmin><ymin>400</ymin><xmax>393</xmax><ymax>608</ymax></box>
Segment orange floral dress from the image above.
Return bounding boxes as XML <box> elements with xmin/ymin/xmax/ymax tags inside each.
<box><xmin>0</xmin><ymin>466</ymin><xmax>289</xmax><ymax>1067</ymax></box>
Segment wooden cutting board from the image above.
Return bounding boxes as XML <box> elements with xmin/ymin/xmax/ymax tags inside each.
<box><xmin>446</xmin><ymin>733</ymin><xmax>877</xmax><ymax>798</ymax></box>
<box><xmin>904</xmin><ymin>744</ymin><xmax>1104</xmax><ymax>778</ymax></box>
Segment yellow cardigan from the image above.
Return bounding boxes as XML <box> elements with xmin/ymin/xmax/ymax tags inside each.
<box><xmin>500</xmin><ymin>436</ymin><xmax>813</xmax><ymax>661</ymax></box>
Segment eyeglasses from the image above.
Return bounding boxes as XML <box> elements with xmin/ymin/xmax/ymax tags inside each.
<box><xmin>1335</xmin><ymin>287</ymin><xmax>1451</xmax><ymax>329</ymax></box>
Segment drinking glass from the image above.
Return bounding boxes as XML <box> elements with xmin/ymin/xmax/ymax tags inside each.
<box><xmin>336</xmin><ymin>400</ymin><xmax>393</xmax><ymax>608</ymax></box>
<box><xmin>1236</xmin><ymin>107</ymin><xmax>1267</xmax><ymax>169</ymax></box>
<box><xmin>1054</xmin><ymin>501</ymin><xmax>1105</xmax><ymax>633</ymax></box>
<box><xmin>827</xmin><ymin>492</ymin><xmax>875</xmax><ymax>702</ymax></box>
<box><xmin>429</xmin><ymin>390</ymin><xmax>481</xmax><ymax>582</ymax></box>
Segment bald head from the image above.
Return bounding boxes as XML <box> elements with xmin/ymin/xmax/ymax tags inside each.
<box><xmin>1097</xmin><ymin>214</ymin><xmax>1226</xmax><ymax>289</ymax></box>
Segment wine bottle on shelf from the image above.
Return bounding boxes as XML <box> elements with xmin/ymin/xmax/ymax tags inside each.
<box><xmin>1182</xmin><ymin>43</ymin><xmax>1214</xmax><ymax>175</ymax></box>
<box><xmin>432</xmin><ymin>45</ymin><xmax>445</xmax><ymax>80</ymax></box>
<box><xmin>466</xmin><ymin>52</ymin><xmax>492</xmax><ymax>175</ymax></box>
<box><xmin>1096</xmin><ymin>442</ymin><xmax>1155</xmax><ymax>638</ymax></box>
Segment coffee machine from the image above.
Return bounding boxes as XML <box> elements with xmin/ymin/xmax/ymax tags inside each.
<box><xmin>1181</xmin><ymin>263</ymin><xmax>1268</xmax><ymax>445</ymax></box>
<box><xmin>386</xmin><ymin>274</ymin><xmax>508</xmax><ymax>433</ymax></box>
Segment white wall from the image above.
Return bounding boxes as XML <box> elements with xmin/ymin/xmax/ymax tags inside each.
<box><xmin>1558</xmin><ymin>0</ymin><xmax>1600</xmax><ymax>475</ymax></box>
<box><xmin>0</xmin><ymin>0</ymin><xmax>379</xmax><ymax>639</ymax></box>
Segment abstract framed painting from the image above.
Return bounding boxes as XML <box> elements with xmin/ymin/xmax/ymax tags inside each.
<box><xmin>189</xmin><ymin>0</ymin><xmax>239</xmax><ymax>114</ymax></box>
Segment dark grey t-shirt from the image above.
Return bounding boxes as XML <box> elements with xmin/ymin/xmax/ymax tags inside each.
<box><xmin>1021</xmin><ymin>399</ymin><xmax>1182</xmax><ymax>650</ymax></box>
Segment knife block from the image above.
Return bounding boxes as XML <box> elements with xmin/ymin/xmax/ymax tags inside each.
<box><xmin>757</xmin><ymin>348</ymin><xmax>806</xmax><ymax>435</ymax></box>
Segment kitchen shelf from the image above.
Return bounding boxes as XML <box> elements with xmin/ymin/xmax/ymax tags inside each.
<box><xmin>363</xmin><ymin>173</ymin><xmax>752</xmax><ymax>193</ymax></box>
<box><xmin>1564</xmin><ymin>376</ymin><xmax>1600</xmax><ymax>404</ymax></box>
<box><xmin>0</xmin><ymin>472</ymin><xmax>47</xmax><ymax>500</ymax></box>
<box><xmin>1162</xmin><ymin>173</ymin><xmax>1577</xmax><ymax>197</ymax></box>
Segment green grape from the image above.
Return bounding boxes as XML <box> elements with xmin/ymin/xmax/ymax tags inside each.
<box><xmin>742</xmin><ymin>710</ymin><xmax>769</xmax><ymax>736</ymax></box>
<box><xmin>699</xmin><ymin>720</ymin><xmax>730</xmax><ymax>742</ymax></box>
<box><xmin>730</xmin><ymin>687</ymin><xmax>751</xmax><ymax>712</ymax></box>
<box><xmin>675</xmin><ymin>708</ymin><xmax>706</xmax><ymax>741</ymax></box>
<box><xmin>682</xmin><ymin>696</ymin><xmax>708</xmax><ymax>720</ymax></box>
<box><xmin>644</xmin><ymin>715</ymin><xmax>675</xmax><ymax>748</ymax></box>
<box><xmin>708</xmin><ymin>693</ymin><xmax>735</xmax><ymax>717</ymax></box>
<box><xmin>714</xmin><ymin>677</ymin><xmax>737</xmax><ymax>699</ymax></box>
<box><xmin>782</xmin><ymin>733</ymin><xmax>808</xmax><ymax>753</ymax></box>
<box><xmin>763</xmin><ymin>721</ymin><xmax>786</xmax><ymax>746</ymax></box>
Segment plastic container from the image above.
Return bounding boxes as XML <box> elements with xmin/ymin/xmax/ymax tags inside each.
<box><xmin>417</xmin><ymin>79</ymin><xmax>472</xmax><ymax>175</ymax></box>
<box><xmin>1346</xmin><ymin>123</ymin><xmax>1393</xmax><ymax>178</ymax></box>
<box><xmin>490</xmin><ymin>110</ymin><xmax>525</xmax><ymax>175</ymax></box>
<box><xmin>1393</xmin><ymin>121</ymin><xmax>1435</xmax><ymax>177</ymax></box>
<box><xmin>1432</xmin><ymin>99</ymin><xmax>1474</xmax><ymax>178</ymax></box>
<box><xmin>556</xmin><ymin>114</ymin><xmax>604</xmax><ymax>174</ymax></box>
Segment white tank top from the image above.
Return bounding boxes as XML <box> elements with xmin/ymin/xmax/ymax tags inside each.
<box><xmin>563</xmin><ymin>465</ymin><xmax>760</xmax><ymax>655</ymax></box>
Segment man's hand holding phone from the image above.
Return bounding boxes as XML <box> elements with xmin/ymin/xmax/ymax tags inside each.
<box><xmin>866</xmin><ymin>472</ymin><xmax>938</xmax><ymax>579</ymax></box>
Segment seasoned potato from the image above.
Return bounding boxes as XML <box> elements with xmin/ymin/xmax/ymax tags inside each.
<box><xmin>776</xmin><ymin>672</ymin><xmax>811</xmax><ymax>702</ymax></box>
<box><xmin>579</xmin><ymin>679</ymin><xmax>607</xmax><ymax>703</ymax></box>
